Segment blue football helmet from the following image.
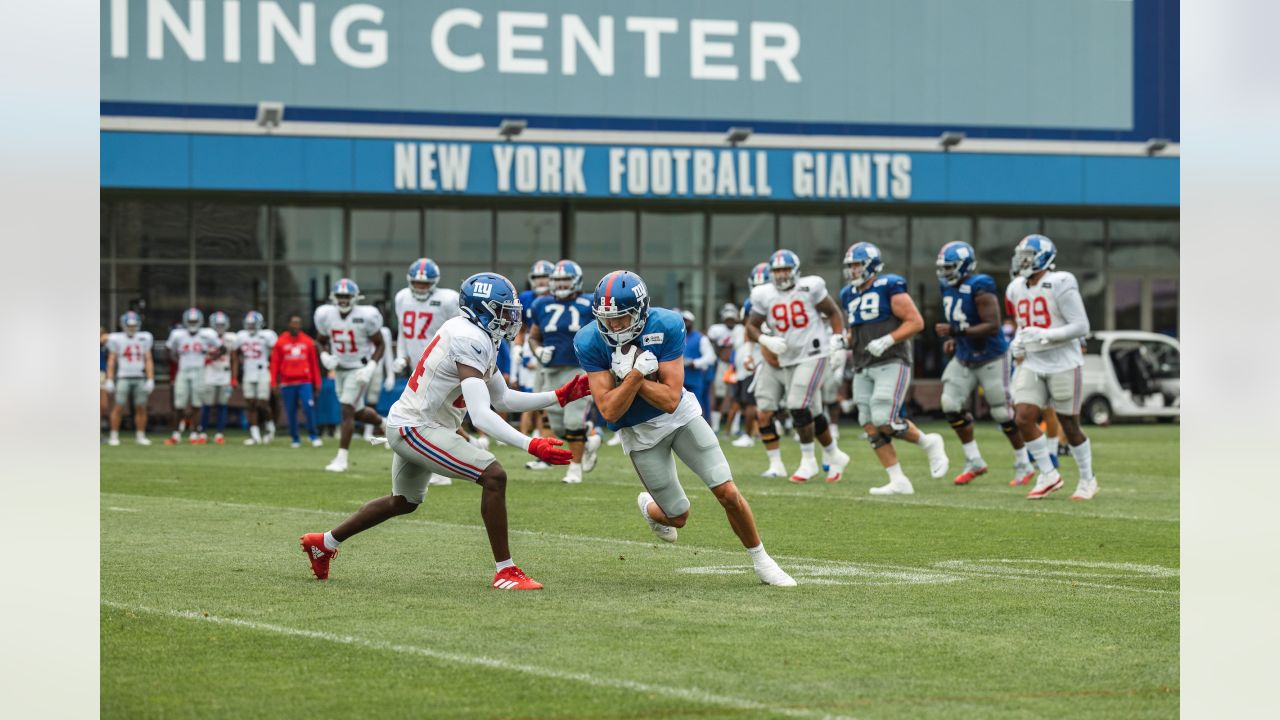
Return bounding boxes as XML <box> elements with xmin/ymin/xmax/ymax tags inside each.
<box><xmin>459</xmin><ymin>272</ymin><xmax>522</xmax><ymax>343</ymax></box>
<box><xmin>1012</xmin><ymin>234</ymin><xmax>1057</xmax><ymax>278</ymax></box>
<box><xmin>769</xmin><ymin>250</ymin><xmax>801</xmax><ymax>291</ymax></box>
<box><xmin>209</xmin><ymin>311</ymin><xmax>230</xmax><ymax>333</ymax></box>
<box><xmin>182</xmin><ymin>308</ymin><xmax>204</xmax><ymax>332</ymax></box>
<box><xmin>120</xmin><ymin>311</ymin><xmax>142</xmax><ymax>336</ymax></box>
<box><xmin>243</xmin><ymin>311</ymin><xmax>264</xmax><ymax>332</ymax></box>
<box><xmin>407</xmin><ymin>258</ymin><xmax>441</xmax><ymax>300</ymax></box>
<box><xmin>330</xmin><ymin>278</ymin><xmax>363</xmax><ymax>312</ymax></box>
<box><xmin>747</xmin><ymin>262</ymin><xmax>771</xmax><ymax>288</ymax></box>
<box><xmin>551</xmin><ymin>259</ymin><xmax>584</xmax><ymax>299</ymax></box>
<box><xmin>936</xmin><ymin>241</ymin><xmax>977</xmax><ymax>286</ymax></box>
<box><xmin>592</xmin><ymin>271</ymin><xmax>651</xmax><ymax>347</ymax></box>
<box><xmin>843</xmin><ymin>242</ymin><xmax>884</xmax><ymax>285</ymax></box>
<box><xmin>528</xmin><ymin>260</ymin><xmax>556</xmax><ymax>296</ymax></box>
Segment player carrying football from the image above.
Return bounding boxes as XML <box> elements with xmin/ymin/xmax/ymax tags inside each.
<box><xmin>301</xmin><ymin>273</ymin><xmax>589</xmax><ymax>590</ymax></box>
<box><xmin>314</xmin><ymin>279</ymin><xmax>386</xmax><ymax>473</ymax></box>
<box><xmin>1005</xmin><ymin>235</ymin><xmax>1098</xmax><ymax>500</ymax></box>
<box><xmin>575</xmin><ymin>270</ymin><xmax>796</xmax><ymax>587</ymax></box>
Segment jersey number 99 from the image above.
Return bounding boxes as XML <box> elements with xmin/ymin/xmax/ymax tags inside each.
<box><xmin>1015</xmin><ymin>297</ymin><xmax>1051</xmax><ymax>329</ymax></box>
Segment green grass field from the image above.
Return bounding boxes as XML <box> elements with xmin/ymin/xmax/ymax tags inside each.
<box><xmin>101</xmin><ymin>422</ymin><xmax>1178</xmax><ymax>719</ymax></box>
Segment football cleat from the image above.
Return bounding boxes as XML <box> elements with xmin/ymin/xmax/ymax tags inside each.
<box><xmin>606</xmin><ymin>434</ymin><xmax>622</xmax><ymax>447</ymax></box>
<box><xmin>789</xmin><ymin>458</ymin><xmax>821</xmax><ymax>484</ymax></box>
<box><xmin>953</xmin><ymin>460</ymin><xmax>989</xmax><ymax>486</ymax></box>
<box><xmin>325</xmin><ymin>455</ymin><xmax>348</xmax><ymax>473</ymax></box>
<box><xmin>107</xmin><ymin>436</ymin><xmax>121</xmax><ymax>447</ymax></box>
<box><xmin>492</xmin><ymin>565</ymin><xmax>543</xmax><ymax>590</ymax></box>
<box><xmin>1010</xmin><ymin>462</ymin><xmax>1036</xmax><ymax>487</ymax></box>
<box><xmin>164</xmin><ymin>437</ymin><xmax>179</xmax><ymax>446</ymax></box>
<box><xmin>583</xmin><ymin>433</ymin><xmax>602</xmax><ymax>473</ymax></box>
<box><xmin>754</xmin><ymin>559</ymin><xmax>797</xmax><ymax>587</ymax></box>
<box><xmin>1071</xmin><ymin>476</ymin><xmax>1100</xmax><ymax>501</ymax></box>
<box><xmin>244</xmin><ymin>437</ymin><xmax>258</xmax><ymax>446</ymax></box>
<box><xmin>134</xmin><ymin>435</ymin><xmax>152</xmax><ymax>446</ymax></box>
<box><xmin>214</xmin><ymin>434</ymin><xmax>225</xmax><ymax>445</ymax></box>
<box><xmin>761</xmin><ymin>462</ymin><xmax>788</xmax><ymax>478</ymax></box>
<box><xmin>920</xmin><ymin>433</ymin><xmax>949</xmax><ymax>478</ymax></box>
<box><xmin>870</xmin><ymin>479</ymin><xmax>915</xmax><ymax>495</ymax></box>
<box><xmin>428</xmin><ymin>474</ymin><xmax>453</xmax><ymax>486</ymax></box>
<box><xmin>731</xmin><ymin>434</ymin><xmax>756</xmax><ymax>448</ymax></box>
<box><xmin>525</xmin><ymin>460</ymin><xmax>550</xmax><ymax>470</ymax></box>
<box><xmin>1026</xmin><ymin>470</ymin><xmax>1065</xmax><ymax>499</ymax></box>
<box><xmin>299</xmin><ymin>533</ymin><xmax>337</xmax><ymax>580</ymax></box>
<box><xmin>823</xmin><ymin>447</ymin><xmax>851</xmax><ymax>483</ymax></box>
<box><xmin>290</xmin><ymin>441</ymin><xmax>302</xmax><ymax>449</ymax></box>
<box><xmin>561</xmin><ymin>464</ymin><xmax>583</xmax><ymax>484</ymax></box>
<box><xmin>190</xmin><ymin>436</ymin><xmax>206</xmax><ymax>445</ymax></box>
<box><xmin>311</xmin><ymin>438</ymin><xmax>323</xmax><ymax>448</ymax></box>
<box><xmin>637</xmin><ymin>492</ymin><xmax>677</xmax><ymax>543</ymax></box>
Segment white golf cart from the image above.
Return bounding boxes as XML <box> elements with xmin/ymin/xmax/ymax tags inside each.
<box><xmin>1079</xmin><ymin>331</ymin><xmax>1180</xmax><ymax>425</ymax></box>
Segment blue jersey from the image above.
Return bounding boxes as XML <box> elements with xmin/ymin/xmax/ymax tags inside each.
<box><xmin>495</xmin><ymin>339</ymin><xmax>512</xmax><ymax>379</ymax></box>
<box><xmin>518</xmin><ymin>290</ymin><xmax>542</xmax><ymax>328</ymax></box>
<box><xmin>940</xmin><ymin>273</ymin><xmax>1009</xmax><ymax>365</ymax></box>
<box><xmin>840</xmin><ymin>273</ymin><xmax>912</xmax><ymax>369</ymax></box>
<box><xmin>574</xmin><ymin>307</ymin><xmax>686</xmax><ymax>431</ymax></box>
<box><xmin>531</xmin><ymin>293</ymin><xmax>595</xmax><ymax>367</ymax></box>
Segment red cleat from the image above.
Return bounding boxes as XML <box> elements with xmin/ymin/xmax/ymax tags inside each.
<box><xmin>164</xmin><ymin>437</ymin><xmax>179</xmax><ymax>446</ymax></box>
<box><xmin>953</xmin><ymin>464</ymin><xmax>989</xmax><ymax>486</ymax></box>
<box><xmin>492</xmin><ymin>565</ymin><xmax>543</xmax><ymax>590</ymax></box>
<box><xmin>299</xmin><ymin>533</ymin><xmax>337</xmax><ymax>580</ymax></box>
<box><xmin>214</xmin><ymin>435</ymin><xmax>225</xmax><ymax>445</ymax></box>
<box><xmin>1010</xmin><ymin>468</ymin><xmax>1036</xmax><ymax>487</ymax></box>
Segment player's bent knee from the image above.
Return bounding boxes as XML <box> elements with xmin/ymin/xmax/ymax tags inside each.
<box><xmin>668</xmin><ymin>512</ymin><xmax>689</xmax><ymax>529</ymax></box>
<box><xmin>940</xmin><ymin>395</ymin><xmax>963</xmax><ymax>415</ymax></box>
<box><xmin>812</xmin><ymin>412</ymin><xmax>829</xmax><ymax>437</ymax></box>
<box><xmin>790</xmin><ymin>407</ymin><xmax>814</xmax><ymax>429</ymax></box>
<box><xmin>479</xmin><ymin>464</ymin><xmax>507</xmax><ymax>490</ymax></box>
<box><xmin>759</xmin><ymin>420</ymin><xmax>780</xmax><ymax>444</ymax></box>
<box><xmin>999</xmin><ymin>420</ymin><xmax>1020</xmax><ymax>438</ymax></box>
<box><xmin>947</xmin><ymin>411</ymin><xmax>973</xmax><ymax>429</ymax></box>
<box><xmin>867</xmin><ymin>431</ymin><xmax>891</xmax><ymax>449</ymax></box>
<box><xmin>990</xmin><ymin>404</ymin><xmax>1012</xmax><ymax>424</ymax></box>
<box><xmin>564</xmin><ymin>428</ymin><xmax>587</xmax><ymax>444</ymax></box>
<box><xmin>391</xmin><ymin>495</ymin><xmax>420</xmax><ymax>514</ymax></box>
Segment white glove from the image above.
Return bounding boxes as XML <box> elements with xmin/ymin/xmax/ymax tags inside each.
<box><xmin>143</xmin><ymin>379</ymin><xmax>155</xmax><ymax>393</ymax></box>
<box><xmin>866</xmin><ymin>334</ymin><xmax>895</xmax><ymax>358</ymax></box>
<box><xmin>392</xmin><ymin>356</ymin><xmax>408</xmax><ymax>374</ymax></box>
<box><xmin>383</xmin><ymin>374</ymin><xmax>395</xmax><ymax>391</ymax></box>
<box><xmin>633</xmin><ymin>350</ymin><xmax>659</xmax><ymax>377</ymax></box>
<box><xmin>830</xmin><ymin>335</ymin><xmax>848</xmax><ymax>352</ymax></box>
<box><xmin>356</xmin><ymin>361</ymin><xmax>378</xmax><ymax>384</ymax></box>
<box><xmin>535</xmin><ymin>345</ymin><xmax>556</xmax><ymax>366</ymax></box>
<box><xmin>830</xmin><ymin>349</ymin><xmax>848</xmax><ymax>372</ymax></box>
<box><xmin>1020</xmin><ymin>327</ymin><xmax>1049</xmax><ymax>345</ymax></box>
<box><xmin>320</xmin><ymin>351</ymin><xmax>338</xmax><ymax>370</ymax></box>
<box><xmin>611</xmin><ymin>346</ymin><xmax>637</xmax><ymax>380</ymax></box>
<box><xmin>758</xmin><ymin>335</ymin><xmax>788</xmax><ymax>355</ymax></box>
<box><xmin>103</xmin><ymin>379</ymin><xmax>115</xmax><ymax>394</ymax></box>
<box><xmin>1010</xmin><ymin>334</ymin><xmax>1027</xmax><ymax>360</ymax></box>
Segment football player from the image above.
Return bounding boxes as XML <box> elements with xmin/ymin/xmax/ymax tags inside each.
<box><xmin>392</xmin><ymin>259</ymin><xmax>462</xmax><ymax>377</ymax></box>
<box><xmin>1006</xmin><ymin>235</ymin><xmax>1098</xmax><ymax>500</ymax></box>
<box><xmin>731</xmin><ymin>263</ymin><xmax>770</xmax><ymax>448</ymax></box>
<box><xmin>513</xmin><ymin>260</ymin><xmax>556</xmax><ymax>438</ymax></box>
<box><xmin>300</xmin><ymin>273</ymin><xmax>588</xmax><ymax>591</ymax></box>
<box><xmin>935</xmin><ymin>242</ymin><xmax>1036</xmax><ymax>486</ymax></box>
<box><xmin>745</xmin><ymin>250</ymin><xmax>851</xmax><ymax>483</ymax></box>
<box><xmin>199</xmin><ymin>311</ymin><xmax>238</xmax><ymax>445</ymax></box>
<box><xmin>575</xmin><ymin>271</ymin><xmax>795</xmax><ymax>586</ymax></box>
<box><xmin>841</xmin><ymin>242</ymin><xmax>949</xmax><ymax>495</ymax></box>
<box><xmin>363</xmin><ymin>324</ymin><xmax>397</xmax><ymax>442</ymax></box>
<box><xmin>165</xmin><ymin>308</ymin><xmax>216</xmax><ymax>445</ymax></box>
<box><xmin>314</xmin><ymin>279</ymin><xmax>387</xmax><ymax>472</ymax></box>
<box><xmin>104</xmin><ymin>311</ymin><xmax>155</xmax><ymax>446</ymax></box>
<box><xmin>237</xmin><ymin>311</ymin><xmax>277</xmax><ymax>445</ymax></box>
<box><xmin>527</xmin><ymin>260</ymin><xmax>600</xmax><ymax>483</ymax></box>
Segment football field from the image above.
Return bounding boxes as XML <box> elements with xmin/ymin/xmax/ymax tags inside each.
<box><xmin>101</xmin><ymin>422</ymin><xmax>1178</xmax><ymax>719</ymax></box>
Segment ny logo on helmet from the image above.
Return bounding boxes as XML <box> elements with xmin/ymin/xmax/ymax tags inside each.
<box><xmin>473</xmin><ymin>282</ymin><xmax>493</xmax><ymax>298</ymax></box>
<box><xmin>632</xmin><ymin>282</ymin><xmax>648</xmax><ymax>301</ymax></box>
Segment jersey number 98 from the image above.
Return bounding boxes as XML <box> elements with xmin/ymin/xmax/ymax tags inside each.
<box><xmin>770</xmin><ymin>301</ymin><xmax>810</xmax><ymax>332</ymax></box>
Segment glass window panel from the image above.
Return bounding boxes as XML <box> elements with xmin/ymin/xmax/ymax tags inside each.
<box><xmin>976</xmin><ymin>217</ymin><xmax>1040</xmax><ymax>290</ymax></box>
<box><xmin>845</xmin><ymin>214</ymin><xmax>908</xmax><ymax>272</ymax></box>
<box><xmin>575</xmin><ymin>266</ymin><xmax>616</xmax><ymax>300</ymax></box>
<box><xmin>101</xmin><ymin>264</ymin><xmax>112</xmax><ymax>329</ymax></box>
<box><xmin>101</xmin><ymin>201</ymin><xmax>113</xmax><ymax>259</ymax></box>
<box><xmin>711</xmin><ymin>266</ymin><xmax>753</xmax><ymax>325</ymax></box>
<box><xmin>115</xmin><ymin>201</ymin><xmax>189</xmax><ymax>260</ymax></box>
<box><xmin>194</xmin><ymin>203</ymin><xmax>269</xmax><ymax>260</ymax></box>
<box><xmin>196</xmin><ymin>265</ymin><xmax>270</xmax><ymax>326</ymax></box>
<box><xmin>349</xmin><ymin>266</ymin><xmax>400</xmax><ymax>321</ymax></box>
<box><xmin>1108</xmin><ymin>219</ymin><xmax>1179</xmax><ymax>272</ymax></box>
<box><xmin>909</xmin><ymin>218</ymin><xmax>972</xmax><ymax>378</ymax></box>
<box><xmin>644</xmin><ymin>267</ymin><xmax>706</xmax><ymax>325</ymax></box>
<box><xmin>779</xmin><ymin>214</ymin><xmax>843</xmax><ymax>299</ymax></box>
<box><xmin>573</xmin><ymin>211</ymin><xmax>636</xmax><ymax>265</ymax></box>
<box><xmin>640</xmin><ymin>212</ymin><xmax>704</xmax><ymax>267</ymax></box>
<box><xmin>1152</xmin><ymin>277</ymin><xmax>1179</xmax><ymax>337</ymax></box>
<box><xmin>497</xmin><ymin>210</ymin><xmax>561</xmax><ymax>266</ymax></box>
<box><xmin>272</xmin><ymin>206</ymin><xmax>343</xmax><ymax>262</ymax></box>
<box><xmin>711</xmin><ymin>213</ymin><xmax>773</xmax><ymax>267</ymax></box>
<box><xmin>273</xmin><ymin>265</ymin><xmax>343</xmax><ymax>331</ymax></box>
<box><xmin>114</xmin><ymin>263</ymin><xmax>190</xmax><ymax>343</ymax></box>
<box><xmin>1113</xmin><ymin>279</ymin><xmax>1142</xmax><ymax>330</ymax></box>
<box><xmin>426</xmin><ymin>209</ymin><xmax>494</xmax><ymax>264</ymax></box>
<box><xmin>1045</xmin><ymin>218</ymin><xmax>1107</xmax><ymax>325</ymax></box>
<box><xmin>351</xmin><ymin>209</ymin><xmax>420</xmax><ymax>262</ymax></box>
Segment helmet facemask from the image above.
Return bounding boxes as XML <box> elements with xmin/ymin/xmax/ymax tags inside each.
<box><xmin>122</xmin><ymin>316</ymin><xmax>140</xmax><ymax>337</ymax></box>
<box><xmin>551</xmin><ymin>272</ymin><xmax>580</xmax><ymax>300</ymax></box>
<box><xmin>936</xmin><ymin>258</ymin><xmax>965</xmax><ymax>286</ymax></box>
<box><xmin>334</xmin><ymin>294</ymin><xmax>355</xmax><ymax>312</ymax></box>
<box><xmin>594</xmin><ymin>301</ymin><xmax>647</xmax><ymax>348</ymax></box>
<box><xmin>1012</xmin><ymin>247</ymin><xmax>1039</xmax><ymax>278</ymax></box>
<box><xmin>771</xmin><ymin>266</ymin><xmax>796</xmax><ymax>291</ymax></box>
<box><xmin>846</xmin><ymin>260</ymin><xmax>875</xmax><ymax>287</ymax></box>
<box><xmin>184</xmin><ymin>313</ymin><xmax>202</xmax><ymax>332</ymax></box>
<box><xmin>481</xmin><ymin>299</ymin><xmax>522</xmax><ymax>342</ymax></box>
<box><xmin>410</xmin><ymin>280</ymin><xmax>435</xmax><ymax>302</ymax></box>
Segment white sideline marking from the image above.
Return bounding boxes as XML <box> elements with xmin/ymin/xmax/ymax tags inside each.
<box><xmin>106</xmin><ymin>507</ymin><xmax>139</xmax><ymax>513</ymax></box>
<box><xmin>678</xmin><ymin>563</ymin><xmax>963</xmax><ymax>586</ymax></box>
<box><xmin>102</xmin><ymin>493</ymin><xmax>1178</xmax><ymax>596</ymax></box>
<box><xmin>102</xmin><ymin>600</ymin><xmax>856</xmax><ymax>720</ymax></box>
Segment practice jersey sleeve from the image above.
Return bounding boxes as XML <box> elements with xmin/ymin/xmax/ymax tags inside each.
<box><xmin>748</xmin><ymin>285</ymin><xmax>769</xmax><ymax>316</ymax></box>
<box><xmin>652</xmin><ymin>311</ymin><xmax>687</xmax><ymax>363</ymax></box>
<box><xmin>573</xmin><ymin>326</ymin><xmax>610</xmax><ymax>373</ymax></box>
<box><xmin>970</xmin><ymin>274</ymin><xmax>998</xmax><ymax>298</ymax></box>
<box><xmin>447</xmin><ymin>333</ymin><xmax>494</xmax><ymax>374</ymax></box>
<box><xmin>313</xmin><ymin>307</ymin><xmax>330</xmax><ymax>337</ymax></box>
<box><xmin>883</xmin><ymin>274</ymin><xmax>908</xmax><ymax>297</ymax></box>
<box><xmin>1045</xmin><ymin>273</ymin><xmax>1090</xmax><ymax>342</ymax></box>
<box><xmin>360</xmin><ymin>307</ymin><xmax>384</xmax><ymax>336</ymax></box>
<box><xmin>804</xmin><ymin>275</ymin><xmax>830</xmax><ymax>306</ymax></box>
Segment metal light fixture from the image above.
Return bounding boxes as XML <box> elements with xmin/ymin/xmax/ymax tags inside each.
<box><xmin>499</xmin><ymin>119</ymin><xmax>527</xmax><ymax>140</ymax></box>
<box><xmin>939</xmin><ymin>131</ymin><xmax>965</xmax><ymax>151</ymax></box>
<box><xmin>725</xmin><ymin>127</ymin><xmax>753</xmax><ymax>146</ymax></box>
<box><xmin>256</xmin><ymin>101</ymin><xmax>285</xmax><ymax>130</ymax></box>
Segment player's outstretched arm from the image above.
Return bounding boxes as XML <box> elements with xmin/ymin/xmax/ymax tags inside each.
<box><xmin>458</xmin><ymin>364</ymin><xmax>573</xmax><ymax>464</ymax></box>
<box><xmin>636</xmin><ymin>358</ymin><xmax>684</xmax><ymax>414</ymax></box>
<box><xmin>484</xmin><ymin>372</ymin><xmax>587</xmax><ymax>413</ymax></box>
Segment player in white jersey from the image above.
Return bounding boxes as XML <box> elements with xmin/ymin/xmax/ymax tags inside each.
<box><xmin>745</xmin><ymin>250</ymin><xmax>851</xmax><ymax>483</ymax></box>
<box><xmin>314</xmin><ymin>278</ymin><xmax>387</xmax><ymax>472</ymax></box>
<box><xmin>391</xmin><ymin>258</ymin><xmax>463</xmax><ymax>375</ymax></box>
<box><xmin>105</xmin><ymin>311</ymin><xmax>155</xmax><ymax>446</ymax></box>
<box><xmin>236</xmin><ymin>311</ymin><xmax>277</xmax><ymax>445</ymax></box>
<box><xmin>165</xmin><ymin>308</ymin><xmax>217</xmax><ymax>445</ymax></box>
<box><xmin>299</xmin><ymin>273</ymin><xmax>590</xmax><ymax>591</ymax></box>
<box><xmin>1006</xmin><ymin>235</ymin><xmax>1098</xmax><ymax>500</ymax></box>
<box><xmin>198</xmin><ymin>311</ymin><xmax>238</xmax><ymax>445</ymax></box>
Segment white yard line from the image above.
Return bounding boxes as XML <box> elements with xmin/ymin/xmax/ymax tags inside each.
<box><xmin>101</xmin><ymin>600</ymin><xmax>857</xmax><ymax>720</ymax></box>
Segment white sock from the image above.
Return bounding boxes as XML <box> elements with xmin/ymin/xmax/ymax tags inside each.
<box><xmin>495</xmin><ymin>558</ymin><xmax>516</xmax><ymax>572</ymax></box>
<box><xmin>710</xmin><ymin>411</ymin><xmax>722</xmax><ymax>430</ymax></box>
<box><xmin>729</xmin><ymin>414</ymin><xmax>742</xmax><ymax>435</ymax></box>
<box><xmin>800</xmin><ymin>442</ymin><xmax>816</xmax><ymax>462</ymax></box>
<box><xmin>886</xmin><ymin>463</ymin><xmax>908</xmax><ymax>483</ymax></box>
<box><xmin>109</xmin><ymin>431</ymin><xmax>119</xmax><ymax>441</ymax></box>
<box><xmin>746</xmin><ymin>543</ymin><xmax>770</xmax><ymax>566</ymax></box>
<box><xmin>1047</xmin><ymin>436</ymin><xmax>1060</xmax><ymax>456</ymax></box>
<box><xmin>250</xmin><ymin>426</ymin><xmax>262</xmax><ymax>442</ymax></box>
<box><xmin>822</xmin><ymin>439</ymin><xmax>839</xmax><ymax>455</ymax></box>
<box><xmin>962</xmin><ymin>441</ymin><xmax>982</xmax><ymax>463</ymax></box>
<box><xmin>266</xmin><ymin>421</ymin><xmax>276</xmax><ymax>433</ymax></box>
<box><xmin>171</xmin><ymin>430</ymin><xmax>181</xmax><ymax>439</ymax></box>
<box><xmin>830</xmin><ymin>424</ymin><xmax>840</xmax><ymax>440</ymax></box>
<box><xmin>1072</xmin><ymin>439</ymin><xmax>1094</xmax><ymax>480</ymax></box>
<box><xmin>1025</xmin><ymin>435</ymin><xmax>1055</xmax><ymax>474</ymax></box>
<box><xmin>336</xmin><ymin>448</ymin><xmax>349</xmax><ymax>461</ymax></box>
<box><xmin>766</xmin><ymin>448</ymin><xmax>782</xmax><ymax>464</ymax></box>
<box><xmin>322</xmin><ymin>531</ymin><xmax>341</xmax><ymax>551</ymax></box>
<box><xmin>568</xmin><ymin>461</ymin><xmax>582</xmax><ymax>473</ymax></box>
<box><xmin>363</xmin><ymin>425</ymin><xmax>374</xmax><ymax>439</ymax></box>
<box><xmin>135</xmin><ymin>430</ymin><xmax>146</xmax><ymax>440</ymax></box>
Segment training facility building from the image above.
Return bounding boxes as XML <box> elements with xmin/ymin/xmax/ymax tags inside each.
<box><xmin>100</xmin><ymin>0</ymin><xmax>1178</xmax><ymax>379</ymax></box>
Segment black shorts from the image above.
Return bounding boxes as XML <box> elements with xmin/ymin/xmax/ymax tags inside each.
<box><xmin>735</xmin><ymin>374</ymin><xmax>756</xmax><ymax>406</ymax></box>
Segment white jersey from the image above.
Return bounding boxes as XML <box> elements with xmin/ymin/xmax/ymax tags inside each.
<box><xmin>166</xmin><ymin>327</ymin><xmax>218</xmax><ymax>371</ymax></box>
<box><xmin>393</xmin><ymin>287</ymin><xmax>462</xmax><ymax>365</ymax></box>
<box><xmin>387</xmin><ymin>317</ymin><xmax>498</xmax><ymax>430</ymax></box>
<box><xmin>749</xmin><ymin>275</ymin><xmax>833</xmax><ymax>367</ymax></box>
<box><xmin>1006</xmin><ymin>270</ymin><xmax>1089</xmax><ymax>373</ymax></box>
<box><xmin>203</xmin><ymin>331</ymin><xmax>239</xmax><ymax>385</ymax></box>
<box><xmin>314</xmin><ymin>304</ymin><xmax>384</xmax><ymax>370</ymax></box>
<box><xmin>107</xmin><ymin>331</ymin><xmax>154</xmax><ymax>379</ymax></box>
<box><xmin>236</xmin><ymin>329</ymin><xmax>278</xmax><ymax>382</ymax></box>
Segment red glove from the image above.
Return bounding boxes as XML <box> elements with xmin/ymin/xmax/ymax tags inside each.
<box><xmin>554</xmin><ymin>374</ymin><xmax>592</xmax><ymax>407</ymax></box>
<box><xmin>527</xmin><ymin>437</ymin><xmax>573</xmax><ymax>465</ymax></box>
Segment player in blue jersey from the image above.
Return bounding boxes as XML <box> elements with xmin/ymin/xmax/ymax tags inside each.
<box><xmin>935</xmin><ymin>242</ymin><xmax>1036</xmax><ymax>487</ymax></box>
<box><xmin>575</xmin><ymin>270</ymin><xmax>795</xmax><ymax>587</ymax></box>
<box><xmin>841</xmin><ymin>242</ymin><xmax>949</xmax><ymax>495</ymax></box>
<box><xmin>513</xmin><ymin>260</ymin><xmax>556</xmax><ymax>440</ymax></box>
<box><xmin>528</xmin><ymin>260</ymin><xmax>600</xmax><ymax>483</ymax></box>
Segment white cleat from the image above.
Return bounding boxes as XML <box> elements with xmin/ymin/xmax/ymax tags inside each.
<box><xmin>471</xmin><ymin>435</ymin><xmax>491</xmax><ymax>452</ymax></box>
<box><xmin>731</xmin><ymin>434</ymin><xmax>756</xmax><ymax>448</ymax></box>
<box><xmin>921</xmin><ymin>433</ymin><xmax>950</xmax><ymax>479</ymax></box>
<box><xmin>562</xmin><ymin>466</ymin><xmax>583</xmax><ymax>484</ymax></box>
<box><xmin>107</xmin><ymin>436</ymin><xmax>121</xmax><ymax>447</ymax></box>
<box><xmin>135</xmin><ymin>435</ymin><xmax>152</xmax><ymax>446</ymax></box>
<box><xmin>754</xmin><ymin>559</ymin><xmax>797</xmax><ymax>587</ymax></box>
<box><xmin>1025</xmin><ymin>469</ymin><xmax>1064</xmax><ymax>499</ymax></box>
<box><xmin>291</xmin><ymin>442</ymin><xmax>302</xmax><ymax>449</ymax></box>
<box><xmin>243</xmin><ymin>437</ymin><xmax>258</xmax><ymax>446</ymax></box>
<box><xmin>311</xmin><ymin>438</ymin><xmax>324</xmax><ymax>448</ymax></box>
<box><xmin>606</xmin><ymin>434</ymin><xmax>622</xmax><ymax>447</ymax></box>
<box><xmin>870</xmin><ymin>479</ymin><xmax>915</xmax><ymax>495</ymax></box>
<box><xmin>583</xmin><ymin>433</ymin><xmax>602</xmax><ymax>473</ymax></box>
<box><xmin>761</xmin><ymin>462</ymin><xmax>789</xmax><ymax>478</ymax></box>
<box><xmin>789</xmin><ymin>458</ymin><xmax>822</xmax><ymax>484</ymax></box>
<box><xmin>324</xmin><ymin>456</ymin><xmax>348</xmax><ymax>473</ymax></box>
<box><xmin>637</xmin><ymin>492</ymin><xmax>676</xmax><ymax>543</ymax></box>
<box><xmin>428</xmin><ymin>474</ymin><xmax>453</xmax><ymax>486</ymax></box>
<box><xmin>823</xmin><ymin>447</ymin><xmax>850</xmax><ymax>483</ymax></box>
<box><xmin>264</xmin><ymin>429</ymin><xmax>275</xmax><ymax>444</ymax></box>
<box><xmin>525</xmin><ymin>460</ymin><xmax>551</xmax><ymax>470</ymax></box>
<box><xmin>1070</xmin><ymin>476</ymin><xmax>1099</xmax><ymax>501</ymax></box>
